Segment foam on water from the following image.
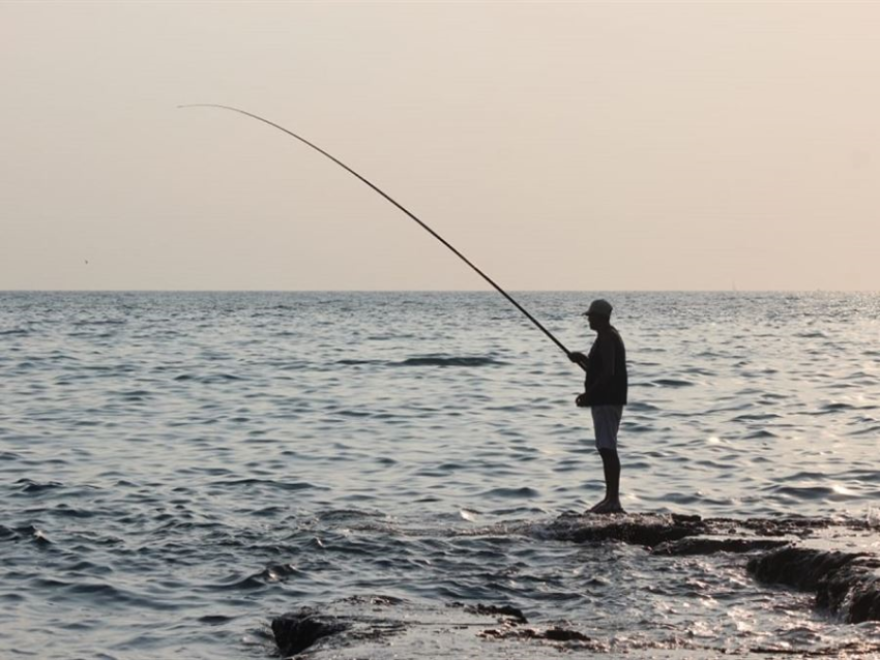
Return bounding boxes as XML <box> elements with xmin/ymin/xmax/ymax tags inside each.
<box><xmin>1</xmin><ymin>291</ymin><xmax>879</xmax><ymax>658</ymax></box>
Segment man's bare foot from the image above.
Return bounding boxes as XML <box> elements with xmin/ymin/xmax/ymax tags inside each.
<box><xmin>587</xmin><ymin>499</ymin><xmax>608</xmax><ymax>513</ymax></box>
<box><xmin>591</xmin><ymin>499</ymin><xmax>626</xmax><ymax>515</ymax></box>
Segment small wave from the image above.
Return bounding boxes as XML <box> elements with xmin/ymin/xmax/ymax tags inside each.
<box><xmin>338</xmin><ymin>355</ymin><xmax>505</xmax><ymax>368</ymax></box>
<box><xmin>10</xmin><ymin>525</ymin><xmax>53</xmax><ymax>545</ymax></box>
<box><xmin>260</xmin><ymin>563</ymin><xmax>304</xmax><ymax>583</ymax></box>
<box><xmin>682</xmin><ymin>366</ymin><xmax>717</xmax><ymax>376</ymax></box>
<box><xmin>209</xmin><ymin>373</ymin><xmax>245</xmax><ymax>381</ymax></box>
<box><xmin>788</xmin><ymin>470</ymin><xmax>835</xmax><ymax>481</ymax></box>
<box><xmin>207</xmin><ymin>572</ymin><xmax>269</xmax><ymax>592</ymax></box>
<box><xmin>398</xmin><ymin>355</ymin><xmax>506</xmax><ymax>368</ymax></box>
<box><xmin>82</xmin><ymin>364</ymin><xmax>137</xmax><ymax>374</ymax></box>
<box><xmin>809</xmin><ymin>402</ymin><xmax>857</xmax><ymax>415</ymax></box>
<box><xmin>336</xmin><ymin>410</ymin><xmax>373</xmax><ymax>418</ymax></box>
<box><xmin>50</xmin><ymin>504</ymin><xmax>96</xmax><ymax>519</ymax></box>
<box><xmin>73</xmin><ymin>318</ymin><xmax>127</xmax><ymax>326</ymax></box>
<box><xmin>480</xmin><ymin>487</ymin><xmax>541</xmax><ymax>499</ymax></box>
<box><xmin>649</xmin><ymin>378</ymin><xmax>696</xmax><ymax>388</ymax></box>
<box><xmin>68</xmin><ymin>582</ymin><xmax>128</xmax><ymax>598</ymax></box>
<box><xmin>174</xmin><ymin>373</ymin><xmax>245</xmax><ymax>384</ymax></box>
<box><xmin>745</xmin><ymin>429</ymin><xmax>777</xmax><ymax>439</ymax></box>
<box><xmin>317</xmin><ymin>508</ymin><xmax>387</xmax><ymax>521</ymax></box>
<box><xmin>116</xmin><ymin>389</ymin><xmax>154</xmax><ymax>399</ymax></box>
<box><xmin>211</xmin><ymin>478</ymin><xmax>325</xmax><ymax>492</ymax></box>
<box><xmin>849</xmin><ymin>424</ymin><xmax>880</xmax><ymax>437</ymax></box>
<box><xmin>15</xmin><ymin>479</ymin><xmax>64</xmax><ymax>494</ymax></box>
<box><xmin>199</xmin><ymin>614</ymin><xmax>238</xmax><ymax>625</ymax></box>
<box><xmin>771</xmin><ymin>484</ymin><xmax>843</xmax><ymax>500</ymax></box>
<box><xmin>367</xmin><ymin>334</ymin><xmax>416</xmax><ymax>341</ymax></box>
<box><xmin>732</xmin><ymin>413</ymin><xmax>781</xmax><ymax>422</ymax></box>
<box><xmin>624</xmin><ymin>401</ymin><xmax>661</xmax><ymax>412</ymax></box>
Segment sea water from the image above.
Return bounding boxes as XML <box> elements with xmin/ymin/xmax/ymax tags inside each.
<box><xmin>1</xmin><ymin>291</ymin><xmax>879</xmax><ymax>658</ymax></box>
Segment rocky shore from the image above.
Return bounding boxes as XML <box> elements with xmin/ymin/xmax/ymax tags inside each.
<box><xmin>270</xmin><ymin>513</ymin><xmax>880</xmax><ymax>658</ymax></box>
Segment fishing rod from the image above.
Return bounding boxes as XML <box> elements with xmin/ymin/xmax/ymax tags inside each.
<box><xmin>179</xmin><ymin>104</ymin><xmax>578</xmax><ymax>364</ymax></box>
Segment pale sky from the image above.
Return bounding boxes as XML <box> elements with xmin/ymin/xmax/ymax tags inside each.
<box><xmin>3</xmin><ymin>1</ymin><xmax>879</xmax><ymax>291</ymax></box>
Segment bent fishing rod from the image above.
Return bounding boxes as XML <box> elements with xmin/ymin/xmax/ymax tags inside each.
<box><xmin>180</xmin><ymin>104</ymin><xmax>580</xmax><ymax>366</ymax></box>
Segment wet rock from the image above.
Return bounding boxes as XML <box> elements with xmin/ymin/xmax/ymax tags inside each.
<box><xmin>269</xmin><ymin>515</ymin><xmax>880</xmax><ymax>659</ymax></box>
<box><xmin>653</xmin><ymin>536</ymin><xmax>789</xmax><ymax>556</ymax></box>
<box><xmin>543</xmin><ymin>512</ymin><xmax>859</xmax><ymax>550</ymax></box>
<box><xmin>545</xmin><ymin>512</ymin><xmax>880</xmax><ymax>625</ymax></box>
<box><xmin>450</xmin><ymin>602</ymin><xmax>528</xmax><ymax>624</ymax></box>
<box><xmin>271</xmin><ymin>608</ymin><xmax>349</xmax><ymax>656</ymax></box>
<box><xmin>748</xmin><ymin>547</ymin><xmax>880</xmax><ymax>623</ymax></box>
<box><xmin>838</xmin><ymin>577</ymin><xmax>880</xmax><ymax>624</ymax></box>
<box><xmin>726</xmin><ymin>515</ymin><xmax>833</xmax><ymax>539</ymax></box>
<box><xmin>748</xmin><ymin>547</ymin><xmax>862</xmax><ymax>590</ymax></box>
<box><xmin>342</xmin><ymin>594</ymin><xmax>406</xmax><ymax>608</ymax></box>
<box><xmin>480</xmin><ymin>625</ymin><xmax>591</xmax><ymax>644</ymax></box>
<box><xmin>271</xmin><ymin>598</ymin><xmax>528</xmax><ymax>657</ymax></box>
<box><xmin>544</xmin><ymin>626</ymin><xmax>592</xmax><ymax>642</ymax></box>
<box><xmin>544</xmin><ymin>512</ymin><xmax>708</xmax><ymax>547</ymax></box>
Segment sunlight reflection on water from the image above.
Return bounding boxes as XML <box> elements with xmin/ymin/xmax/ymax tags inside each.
<box><xmin>1</xmin><ymin>291</ymin><xmax>879</xmax><ymax>658</ymax></box>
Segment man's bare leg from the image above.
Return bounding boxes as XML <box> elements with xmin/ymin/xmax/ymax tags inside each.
<box><xmin>591</xmin><ymin>448</ymin><xmax>624</xmax><ymax>514</ymax></box>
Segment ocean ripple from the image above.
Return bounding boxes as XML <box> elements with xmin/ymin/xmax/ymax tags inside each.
<box><xmin>1</xmin><ymin>291</ymin><xmax>879</xmax><ymax>659</ymax></box>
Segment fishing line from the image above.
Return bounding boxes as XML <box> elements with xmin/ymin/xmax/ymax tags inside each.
<box><xmin>180</xmin><ymin>104</ymin><xmax>578</xmax><ymax>363</ymax></box>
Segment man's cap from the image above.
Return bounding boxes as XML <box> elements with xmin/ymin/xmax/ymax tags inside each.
<box><xmin>583</xmin><ymin>299</ymin><xmax>613</xmax><ymax>317</ymax></box>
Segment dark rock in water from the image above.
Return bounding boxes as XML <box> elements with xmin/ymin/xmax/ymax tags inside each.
<box><xmin>272</xmin><ymin>608</ymin><xmax>349</xmax><ymax>656</ymax></box>
<box><xmin>843</xmin><ymin>578</ymin><xmax>880</xmax><ymax>624</ymax></box>
<box><xmin>544</xmin><ymin>512</ymin><xmax>709</xmax><ymax>547</ymax></box>
<box><xmin>544</xmin><ymin>512</ymin><xmax>880</xmax><ymax>626</ymax></box>
<box><xmin>735</xmin><ymin>515</ymin><xmax>834</xmax><ymax>538</ymax></box>
<box><xmin>342</xmin><ymin>594</ymin><xmax>406</xmax><ymax>608</ymax></box>
<box><xmin>748</xmin><ymin>547</ymin><xmax>862</xmax><ymax>590</ymax></box>
<box><xmin>450</xmin><ymin>602</ymin><xmax>528</xmax><ymax>624</ymax></box>
<box><xmin>544</xmin><ymin>512</ymin><xmax>850</xmax><ymax>550</ymax></box>
<box><xmin>748</xmin><ymin>547</ymin><xmax>880</xmax><ymax>623</ymax></box>
<box><xmin>481</xmin><ymin>625</ymin><xmax>591</xmax><ymax>644</ymax></box>
<box><xmin>543</xmin><ymin>626</ymin><xmax>592</xmax><ymax>642</ymax></box>
<box><xmin>272</xmin><ymin>597</ymin><xmax>546</xmax><ymax>658</ymax></box>
<box><xmin>653</xmin><ymin>536</ymin><xmax>789</xmax><ymax>556</ymax></box>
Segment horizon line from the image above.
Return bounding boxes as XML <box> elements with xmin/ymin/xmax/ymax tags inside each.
<box><xmin>1</xmin><ymin>289</ymin><xmax>876</xmax><ymax>295</ymax></box>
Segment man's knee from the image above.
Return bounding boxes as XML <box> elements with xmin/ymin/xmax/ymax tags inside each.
<box><xmin>599</xmin><ymin>447</ymin><xmax>618</xmax><ymax>459</ymax></box>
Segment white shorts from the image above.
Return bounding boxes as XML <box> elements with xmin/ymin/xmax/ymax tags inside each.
<box><xmin>591</xmin><ymin>405</ymin><xmax>623</xmax><ymax>450</ymax></box>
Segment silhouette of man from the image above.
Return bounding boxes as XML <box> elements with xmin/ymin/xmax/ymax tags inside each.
<box><xmin>569</xmin><ymin>299</ymin><xmax>628</xmax><ymax>514</ymax></box>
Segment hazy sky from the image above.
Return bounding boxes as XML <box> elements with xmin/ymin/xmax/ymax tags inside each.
<box><xmin>3</xmin><ymin>1</ymin><xmax>879</xmax><ymax>291</ymax></box>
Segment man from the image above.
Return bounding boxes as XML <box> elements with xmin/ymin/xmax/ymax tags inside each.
<box><xmin>569</xmin><ymin>299</ymin><xmax>628</xmax><ymax>514</ymax></box>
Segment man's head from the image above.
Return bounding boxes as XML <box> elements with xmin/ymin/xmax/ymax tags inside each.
<box><xmin>583</xmin><ymin>299</ymin><xmax>613</xmax><ymax>330</ymax></box>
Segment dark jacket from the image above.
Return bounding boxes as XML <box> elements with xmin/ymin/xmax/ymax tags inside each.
<box><xmin>584</xmin><ymin>327</ymin><xmax>627</xmax><ymax>405</ymax></box>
